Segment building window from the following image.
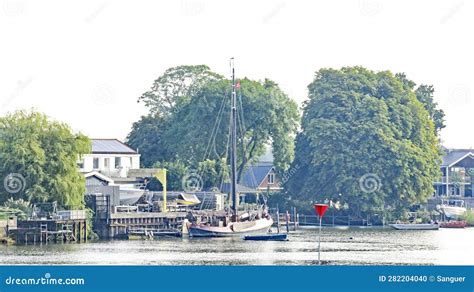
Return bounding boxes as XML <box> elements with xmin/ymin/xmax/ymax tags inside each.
<box><xmin>115</xmin><ymin>157</ymin><xmax>121</xmax><ymax>168</ymax></box>
<box><xmin>268</xmin><ymin>173</ymin><xmax>275</xmax><ymax>184</ymax></box>
<box><xmin>93</xmin><ymin>158</ymin><xmax>99</xmax><ymax>169</ymax></box>
<box><xmin>77</xmin><ymin>159</ymin><xmax>84</xmax><ymax>169</ymax></box>
<box><xmin>104</xmin><ymin>158</ymin><xmax>110</xmax><ymax>168</ymax></box>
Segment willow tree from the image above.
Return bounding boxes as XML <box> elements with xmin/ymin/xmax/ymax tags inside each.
<box><xmin>286</xmin><ymin>67</ymin><xmax>442</xmax><ymax>216</ymax></box>
<box><xmin>0</xmin><ymin>111</ymin><xmax>90</xmax><ymax>208</ymax></box>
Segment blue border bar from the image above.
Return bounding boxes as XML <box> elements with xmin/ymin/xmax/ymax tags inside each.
<box><xmin>0</xmin><ymin>266</ymin><xmax>473</xmax><ymax>292</ymax></box>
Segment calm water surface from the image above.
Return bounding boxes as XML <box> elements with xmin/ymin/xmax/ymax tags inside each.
<box><xmin>1</xmin><ymin>227</ymin><xmax>473</xmax><ymax>265</ymax></box>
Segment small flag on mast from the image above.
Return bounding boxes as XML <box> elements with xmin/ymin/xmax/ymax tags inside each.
<box><xmin>235</xmin><ymin>80</ymin><xmax>240</xmax><ymax>89</ymax></box>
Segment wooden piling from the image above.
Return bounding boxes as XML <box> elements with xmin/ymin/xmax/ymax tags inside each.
<box><xmin>293</xmin><ymin>207</ymin><xmax>297</xmax><ymax>231</ymax></box>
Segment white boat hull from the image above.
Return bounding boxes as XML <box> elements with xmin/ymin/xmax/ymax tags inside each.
<box><xmin>439</xmin><ymin>206</ymin><xmax>466</xmax><ymax>218</ymax></box>
<box><xmin>189</xmin><ymin>218</ymin><xmax>273</xmax><ymax>237</ymax></box>
<box><xmin>389</xmin><ymin>223</ymin><xmax>439</xmax><ymax>230</ymax></box>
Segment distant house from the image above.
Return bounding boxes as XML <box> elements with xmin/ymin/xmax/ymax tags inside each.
<box><xmin>240</xmin><ymin>162</ymin><xmax>282</xmax><ymax>192</ymax></box>
<box><xmin>433</xmin><ymin>149</ymin><xmax>474</xmax><ymax>197</ymax></box>
<box><xmin>78</xmin><ymin>139</ymin><xmax>140</xmax><ymax>178</ymax></box>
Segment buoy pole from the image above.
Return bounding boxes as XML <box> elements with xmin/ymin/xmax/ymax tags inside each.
<box><xmin>314</xmin><ymin>203</ymin><xmax>329</xmax><ymax>266</ymax></box>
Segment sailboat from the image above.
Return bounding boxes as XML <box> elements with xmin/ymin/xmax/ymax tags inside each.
<box><xmin>188</xmin><ymin>59</ymin><xmax>274</xmax><ymax>237</ymax></box>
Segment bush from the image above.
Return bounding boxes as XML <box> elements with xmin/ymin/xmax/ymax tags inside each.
<box><xmin>461</xmin><ymin>209</ymin><xmax>474</xmax><ymax>226</ymax></box>
<box><xmin>3</xmin><ymin>198</ymin><xmax>32</xmax><ymax>218</ymax></box>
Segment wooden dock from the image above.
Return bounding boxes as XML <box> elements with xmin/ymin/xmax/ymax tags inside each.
<box><xmin>107</xmin><ymin>211</ymin><xmax>188</xmax><ymax>239</ymax></box>
<box><xmin>12</xmin><ymin>218</ymin><xmax>87</xmax><ymax>245</ymax></box>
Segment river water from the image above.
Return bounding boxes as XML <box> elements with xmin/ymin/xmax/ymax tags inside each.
<box><xmin>1</xmin><ymin>227</ymin><xmax>473</xmax><ymax>265</ymax></box>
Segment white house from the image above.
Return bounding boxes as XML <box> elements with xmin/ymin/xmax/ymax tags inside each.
<box><xmin>78</xmin><ymin>139</ymin><xmax>140</xmax><ymax>178</ymax></box>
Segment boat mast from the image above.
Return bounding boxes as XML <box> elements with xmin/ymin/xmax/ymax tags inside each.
<box><xmin>230</xmin><ymin>58</ymin><xmax>238</xmax><ymax>220</ymax></box>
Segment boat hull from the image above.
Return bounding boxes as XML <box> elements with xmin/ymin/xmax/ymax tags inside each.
<box><xmin>189</xmin><ymin>218</ymin><xmax>273</xmax><ymax>237</ymax></box>
<box><xmin>440</xmin><ymin>206</ymin><xmax>466</xmax><ymax>218</ymax></box>
<box><xmin>389</xmin><ymin>223</ymin><xmax>439</xmax><ymax>230</ymax></box>
<box><xmin>440</xmin><ymin>221</ymin><xmax>466</xmax><ymax>228</ymax></box>
<box><xmin>243</xmin><ymin>234</ymin><xmax>288</xmax><ymax>241</ymax></box>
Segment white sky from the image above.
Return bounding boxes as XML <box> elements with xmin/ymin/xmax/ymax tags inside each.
<box><xmin>0</xmin><ymin>0</ymin><xmax>472</xmax><ymax>148</ymax></box>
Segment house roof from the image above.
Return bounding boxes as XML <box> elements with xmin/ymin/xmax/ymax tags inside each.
<box><xmin>220</xmin><ymin>182</ymin><xmax>259</xmax><ymax>194</ymax></box>
<box><xmin>91</xmin><ymin>139</ymin><xmax>138</xmax><ymax>154</ymax></box>
<box><xmin>442</xmin><ymin>149</ymin><xmax>474</xmax><ymax>167</ymax></box>
<box><xmin>240</xmin><ymin>163</ymin><xmax>274</xmax><ymax>189</ymax></box>
<box><xmin>82</xmin><ymin>171</ymin><xmax>115</xmax><ymax>184</ymax></box>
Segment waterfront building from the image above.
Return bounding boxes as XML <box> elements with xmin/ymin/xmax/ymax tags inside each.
<box><xmin>433</xmin><ymin>148</ymin><xmax>474</xmax><ymax>198</ymax></box>
<box><xmin>78</xmin><ymin>139</ymin><xmax>140</xmax><ymax>178</ymax></box>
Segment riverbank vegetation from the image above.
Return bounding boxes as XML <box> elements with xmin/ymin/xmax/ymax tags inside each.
<box><xmin>0</xmin><ymin>66</ymin><xmax>450</xmax><ymax>220</ymax></box>
<box><xmin>461</xmin><ymin>209</ymin><xmax>474</xmax><ymax>226</ymax></box>
<box><xmin>0</xmin><ymin>110</ymin><xmax>91</xmax><ymax>209</ymax></box>
<box><xmin>284</xmin><ymin>67</ymin><xmax>444</xmax><ymax>217</ymax></box>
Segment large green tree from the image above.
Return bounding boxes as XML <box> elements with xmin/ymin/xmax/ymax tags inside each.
<box><xmin>396</xmin><ymin>73</ymin><xmax>445</xmax><ymax>134</ymax></box>
<box><xmin>137</xmin><ymin>65</ymin><xmax>223</xmax><ymax>117</ymax></box>
<box><xmin>0</xmin><ymin>111</ymin><xmax>90</xmax><ymax>208</ymax></box>
<box><xmin>285</xmin><ymin>67</ymin><xmax>442</xmax><ymax>217</ymax></box>
<box><xmin>128</xmin><ymin>65</ymin><xmax>299</xmax><ymax>188</ymax></box>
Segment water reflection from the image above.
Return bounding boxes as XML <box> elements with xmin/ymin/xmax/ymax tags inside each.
<box><xmin>1</xmin><ymin>227</ymin><xmax>473</xmax><ymax>265</ymax></box>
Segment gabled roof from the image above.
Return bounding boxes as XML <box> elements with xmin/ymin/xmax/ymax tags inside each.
<box><xmin>240</xmin><ymin>163</ymin><xmax>274</xmax><ymax>189</ymax></box>
<box><xmin>220</xmin><ymin>182</ymin><xmax>258</xmax><ymax>194</ymax></box>
<box><xmin>442</xmin><ymin>149</ymin><xmax>474</xmax><ymax>167</ymax></box>
<box><xmin>82</xmin><ymin>171</ymin><xmax>115</xmax><ymax>184</ymax></box>
<box><xmin>91</xmin><ymin>139</ymin><xmax>138</xmax><ymax>154</ymax></box>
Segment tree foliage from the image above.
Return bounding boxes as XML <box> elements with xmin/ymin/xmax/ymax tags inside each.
<box><xmin>0</xmin><ymin>111</ymin><xmax>90</xmax><ymax>209</ymax></box>
<box><xmin>126</xmin><ymin>114</ymin><xmax>167</xmax><ymax>167</ymax></box>
<box><xmin>396</xmin><ymin>73</ymin><xmax>445</xmax><ymax>134</ymax></box>
<box><xmin>137</xmin><ymin>65</ymin><xmax>223</xmax><ymax>117</ymax></box>
<box><xmin>285</xmin><ymin>67</ymin><xmax>442</xmax><ymax>217</ymax></box>
<box><xmin>128</xmin><ymin>65</ymin><xmax>299</xmax><ymax>189</ymax></box>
